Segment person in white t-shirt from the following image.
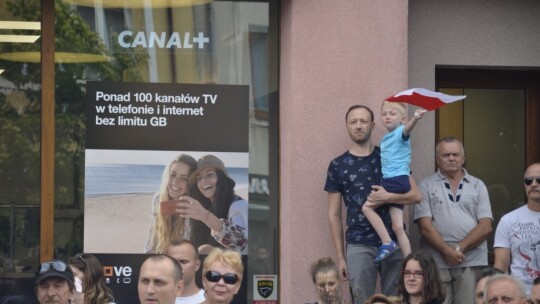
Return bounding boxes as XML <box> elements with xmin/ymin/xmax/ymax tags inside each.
<box><xmin>167</xmin><ymin>240</ymin><xmax>205</xmax><ymax>304</ymax></box>
<box><xmin>494</xmin><ymin>162</ymin><xmax>540</xmax><ymax>296</ymax></box>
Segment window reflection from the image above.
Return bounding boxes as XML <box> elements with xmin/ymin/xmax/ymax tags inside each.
<box><xmin>0</xmin><ymin>1</ymin><xmax>277</xmax><ymax>301</ymax></box>
<box><xmin>0</xmin><ymin>1</ymin><xmax>43</xmax><ymax>301</ymax></box>
<box><xmin>55</xmin><ymin>1</ymin><xmax>278</xmax><ymax>302</ymax></box>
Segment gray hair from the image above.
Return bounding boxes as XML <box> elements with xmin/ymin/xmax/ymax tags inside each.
<box><xmin>483</xmin><ymin>274</ymin><xmax>527</xmax><ymax>303</ymax></box>
<box><xmin>435</xmin><ymin>136</ymin><xmax>465</xmax><ymax>155</ymax></box>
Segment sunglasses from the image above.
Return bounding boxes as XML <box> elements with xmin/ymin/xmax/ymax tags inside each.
<box><xmin>74</xmin><ymin>253</ymin><xmax>86</xmax><ymax>264</ymax></box>
<box><xmin>205</xmin><ymin>270</ymin><xmax>239</xmax><ymax>285</ymax></box>
<box><xmin>524</xmin><ymin>176</ymin><xmax>540</xmax><ymax>186</ymax></box>
<box><xmin>38</xmin><ymin>261</ymin><xmax>68</xmax><ymax>274</ymax></box>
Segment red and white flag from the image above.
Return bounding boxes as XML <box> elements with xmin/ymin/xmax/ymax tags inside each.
<box><xmin>386</xmin><ymin>88</ymin><xmax>466</xmax><ymax>111</ymax></box>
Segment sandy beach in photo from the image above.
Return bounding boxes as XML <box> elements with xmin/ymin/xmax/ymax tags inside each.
<box><xmin>84</xmin><ymin>188</ymin><xmax>248</xmax><ymax>253</ymax></box>
<box><xmin>85</xmin><ymin>193</ymin><xmax>154</xmax><ymax>253</ymax></box>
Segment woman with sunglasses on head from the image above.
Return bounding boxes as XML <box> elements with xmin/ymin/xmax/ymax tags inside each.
<box><xmin>178</xmin><ymin>155</ymin><xmax>248</xmax><ymax>255</ymax></box>
<box><xmin>398</xmin><ymin>251</ymin><xmax>445</xmax><ymax>304</ymax></box>
<box><xmin>68</xmin><ymin>253</ymin><xmax>115</xmax><ymax>304</ymax></box>
<box><xmin>145</xmin><ymin>154</ymin><xmax>198</xmax><ymax>254</ymax></box>
<box><xmin>200</xmin><ymin>248</ymin><xmax>243</xmax><ymax>304</ymax></box>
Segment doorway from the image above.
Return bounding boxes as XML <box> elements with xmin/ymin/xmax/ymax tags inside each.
<box><xmin>435</xmin><ymin>68</ymin><xmax>540</xmax><ymax>263</ymax></box>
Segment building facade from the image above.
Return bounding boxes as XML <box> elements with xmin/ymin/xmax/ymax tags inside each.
<box><xmin>0</xmin><ymin>0</ymin><xmax>539</xmax><ymax>302</ymax></box>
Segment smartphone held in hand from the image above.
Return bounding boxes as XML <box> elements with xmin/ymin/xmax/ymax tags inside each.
<box><xmin>160</xmin><ymin>200</ymin><xmax>177</xmax><ymax>216</ymax></box>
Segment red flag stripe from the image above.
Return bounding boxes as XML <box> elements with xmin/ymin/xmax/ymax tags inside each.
<box><xmin>386</xmin><ymin>88</ymin><xmax>466</xmax><ymax>111</ymax></box>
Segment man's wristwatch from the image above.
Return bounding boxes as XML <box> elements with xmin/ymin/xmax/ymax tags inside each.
<box><xmin>454</xmin><ymin>244</ymin><xmax>462</xmax><ymax>253</ymax></box>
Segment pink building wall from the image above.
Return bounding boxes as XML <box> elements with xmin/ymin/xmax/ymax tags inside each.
<box><xmin>279</xmin><ymin>1</ymin><xmax>409</xmax><ymax>302</ymax></box>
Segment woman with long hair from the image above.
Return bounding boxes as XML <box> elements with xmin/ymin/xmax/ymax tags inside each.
<box><xmin>144</xmin><ymin>154</ymin><xmax>197</xmax><ymax>253</ymax></box>
<box><xmin>68</xmin><ymin>253</ymin><xmax>115</xmax><ymax>304</ymax></box>
<box><xmin>178</xmin><ymin>154</ymin><xmax>248</xmax><ymax>254</ymax></box>
<box><xmin>398</xmin><ymin>251</ymin><xmax>445</xmax><ymax>304</ymax></box>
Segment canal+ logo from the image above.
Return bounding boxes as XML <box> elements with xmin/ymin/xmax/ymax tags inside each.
<box><xmin>116</xmin><ymin>29</ymin><xmax>210</xmax><ymax>50</ymax></box>
<box><xmin>103</xmin><ymin>265</ymin><xmax>132</xmax><ymax>284</ymax></box>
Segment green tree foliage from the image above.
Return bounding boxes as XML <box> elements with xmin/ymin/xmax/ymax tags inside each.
<box><xmin>0</xmin><ymin>0</ymin><xmax>146</xmax><ymax>213</ymax></box>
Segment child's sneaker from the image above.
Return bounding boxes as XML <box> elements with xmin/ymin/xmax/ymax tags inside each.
<box><xmin>374</xmin><ymin>241</ymin><xmax>399</xmax><ymax>263</ymax></box>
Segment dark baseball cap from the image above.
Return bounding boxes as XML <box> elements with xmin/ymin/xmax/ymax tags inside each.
<box><xmin>35</xmin><ymin>260</ymin><xmax>74</xmax><ymax>286</ymax></box>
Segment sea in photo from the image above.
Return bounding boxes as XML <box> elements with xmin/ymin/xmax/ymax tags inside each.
<box><xmin>85</xmin><ymin>164</ymin><xmax>248</xmax><ymax>197</ymax></box>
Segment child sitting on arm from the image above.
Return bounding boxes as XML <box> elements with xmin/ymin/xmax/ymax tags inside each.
<box><xmin>362</xmin><ymin>100</ymin><xmax>425</xmax><ymax>263</ymax></box>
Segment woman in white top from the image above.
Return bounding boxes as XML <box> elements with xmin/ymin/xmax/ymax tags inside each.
<box><xmin>178</xmin><ymin>155</ymin><xmax>248</xmax><ymax>254</ymax></box>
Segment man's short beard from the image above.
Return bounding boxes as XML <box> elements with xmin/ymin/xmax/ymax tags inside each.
<box><xmin>354</xmin><ymin>137</ymin><xmax>369</xmax><ymax>145</ymax></box>
<box><xmin>351</xmin><ymin>133</ymin><xmax>370</xmax><ymax>145</ymax></box>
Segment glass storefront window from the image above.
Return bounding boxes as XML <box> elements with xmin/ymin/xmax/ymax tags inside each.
<box><xmin>3</xmin><ymin>0</ymin><xmax>278</xmax><ymax>301</ymax></box>
<box><xmin>0</xmin><ymin>0</ymin><xmax>42</xmax><ymax>300</ymax></box>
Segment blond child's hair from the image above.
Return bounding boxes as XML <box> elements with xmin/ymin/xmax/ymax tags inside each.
<box><xmin>382</xmin><ymin>100</ymin><xmax>407</xmax><ymax>117</ymax></box>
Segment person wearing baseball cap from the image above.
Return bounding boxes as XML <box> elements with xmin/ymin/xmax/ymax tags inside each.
<box><xmin>35</xmin><ymin>259</ymin><xmax>75</xmax><ymax>304</ymax></box>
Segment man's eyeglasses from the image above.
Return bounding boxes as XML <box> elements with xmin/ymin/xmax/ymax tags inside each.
<box><xmin>524</xmin><ymin>176</ymin><xmax>540</xmax><ymax>186</ymax></box>
<box><xmin>402</xmin><ymin>270</ymin><xmax>424</xmax><ymax>278</ymax></box>
<box><xmin>74</xmin><ymin>253</ymin><xmax>86</xmax><ymax>264</ymax></box>
<box><xmin>38</xmin><ymin>261</ymin><xmax>68</xmax><ymax>274</ymax></box>
<box><xmin>205</xmin><ymin>271</ymin><xmax>239</xmax><ymax>285</ymax></box>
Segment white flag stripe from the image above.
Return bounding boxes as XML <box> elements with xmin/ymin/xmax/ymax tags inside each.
<box><xmin>394</xmin><ymin>88</ymin><xmax>466</xmax><ymax>103</ymax></box>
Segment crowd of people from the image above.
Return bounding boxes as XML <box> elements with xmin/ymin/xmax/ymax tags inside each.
<box><xmin>319</xmin><ymin>102</ymin><xmax>540</xmax><ymax>304</ymax></box>
<box><xmin>34</xmin><ymin>245</ymin><xmax>244</xmax><ymax>304</ymax></box>
<box><xmin>28</xmin><ymin>102</ymin><xmax>540</xmax><ymax>304</ymax></box>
